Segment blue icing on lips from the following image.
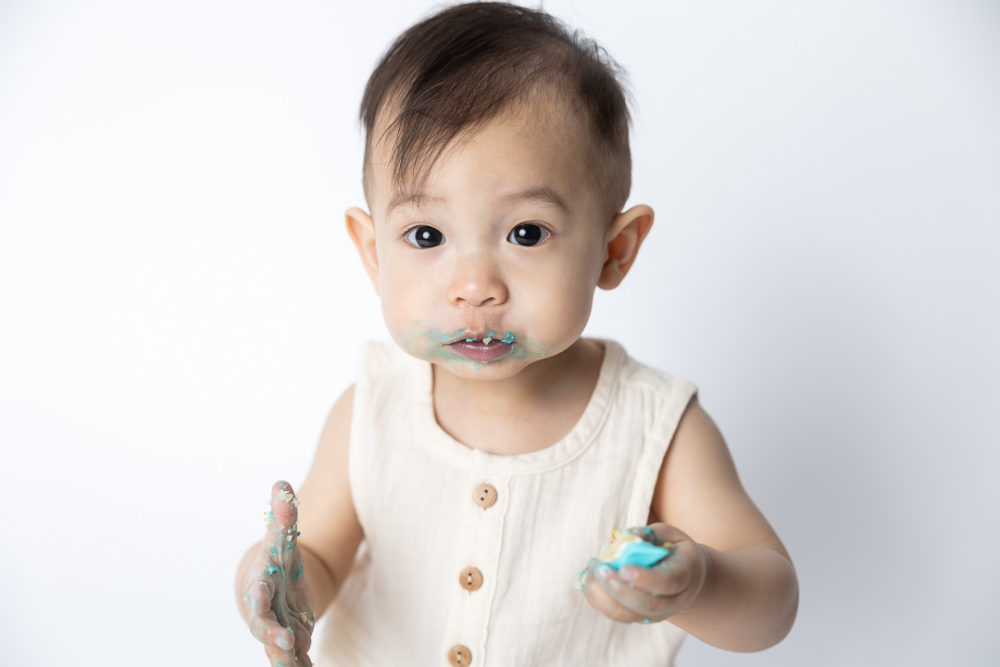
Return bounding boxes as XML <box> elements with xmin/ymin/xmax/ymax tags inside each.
<box><xmin>606</xmin><ymin>541</ymin><xmax>672</xmax><ymax>570</ymax></box>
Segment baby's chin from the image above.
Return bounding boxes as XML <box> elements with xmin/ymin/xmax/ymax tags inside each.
<box><xmin>431</xmin><ymin>354</ymin><xmax>537</xmax><ymax>381</ymax></box>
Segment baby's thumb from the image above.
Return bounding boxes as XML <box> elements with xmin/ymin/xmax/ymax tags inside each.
<box><xmin>265</xmin><ymin>480</ymin><xmax>300</xmax><ymax>553</ymax></box>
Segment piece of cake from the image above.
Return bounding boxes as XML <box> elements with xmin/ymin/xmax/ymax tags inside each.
<box><xmin>599</xmin><ymin>528</ymin><xmax>673</xmax><ymax>570</ymax></box>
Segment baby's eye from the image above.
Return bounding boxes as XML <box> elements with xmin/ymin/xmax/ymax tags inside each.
<box><xmin>507</xmin><ymin>223</ymin><xmax>550</xmax><ymax>247</ymax></box>
<box><xmin>404</xmin><ymin>225</ymin><xmax>445</xmax><ymax>248</ymax></box>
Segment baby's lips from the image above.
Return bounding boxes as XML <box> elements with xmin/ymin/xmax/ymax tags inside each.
<box><xmin>448</xmin><ymin>329</ymin><xmax>516</xmax><ymax>345</ymax></box>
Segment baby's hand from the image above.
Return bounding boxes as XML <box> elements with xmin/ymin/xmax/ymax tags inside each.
<box><xmin>240</xmin><ymin>481</ymin><xmax>315</xmax><ymax>666</ymax></box>
<box><xmin>579</xmin><ymin>524</ymin><xmax>707</xmax><ymax>625</ymax></box>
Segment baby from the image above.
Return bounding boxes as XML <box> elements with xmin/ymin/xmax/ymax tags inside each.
<box><xmin>235</xmin><ymin>3</ymin><xmax>798</xmax><ymax>665</ymax></box>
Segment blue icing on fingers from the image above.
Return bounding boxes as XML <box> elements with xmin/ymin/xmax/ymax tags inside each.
<box><xmin>606</xmin><ymin>541</ymin><xmax>672</xmax><ymax>570</ymax></box>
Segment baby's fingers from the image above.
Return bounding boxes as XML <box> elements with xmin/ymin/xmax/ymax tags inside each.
<box><xmin>593</xmin><ymin>562</ymin><xmax>675</xmax><ymax>620</ymax></box>
<box><xmin>243</xmin><ymin>564</ymin><xmax>276</xmax><ymax>617</ymax></box>
<box><xmin>248</xmin><ymin>609</ymin><xmax>295</xmax><ymax>654</ymax></box>
<box><xmin>293</xmin><ymin>628</ymin><xmax>314</xmax><ymax>666</ymax></box>
<box><xmin>618</xmin><ymin>540</ymin><xmax>700</xmax><ymax>597</ymax></box>
<box><xmin>617</xmin><ymin>560</ymin><xmax>689</xmax><ymax>598</ymax></box>
<box><xmin>264</xmin><ymin>641</ymin><xmax>312</xmax><ymax>667</ymax></box>
<box><xmin>266</xmin><ymin>480</ymin><xmax>301</xmax><ymax>554</ymax></box>
<box><xmin>580</xmin><ymin>560</ymin><xmax>645</xmax><ymax>623</ymax></box>
<box><xmin>254</xmin><ymin>609</ymin><xmax>313</xmax><ymax>667</ymax></box>
<box><xmin>243</xmin><ymin>565</ymin><xmax>296</xmax><ymax>649</ymax></box>
<box><xmin>263</xmin><ymin>626</ymin><xmax>313</xmax><ymax>667</ymax></box>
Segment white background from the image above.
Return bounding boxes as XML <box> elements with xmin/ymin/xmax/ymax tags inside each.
<box><xmin>1</xmin><ymin>0</ymin><xmax>998</xmax><ymax>664</ymax></box>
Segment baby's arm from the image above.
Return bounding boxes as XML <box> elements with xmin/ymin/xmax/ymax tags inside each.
<box><xmin>235</xmin><ymin>386</ymin><xmax>363</xmax><ymax>665</ymax></box>
<box><xmin>581</xmin><ymin>396</ymin><xmax>798</xmax><ymax>651</ymax></box>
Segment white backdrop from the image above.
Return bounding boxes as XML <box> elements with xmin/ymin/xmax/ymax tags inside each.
<box><xmin>1</xmin><ymin>1</ymin><xmax>998</xmax><ymax>665</ymax></box>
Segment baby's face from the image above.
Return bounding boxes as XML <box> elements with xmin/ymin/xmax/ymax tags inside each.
<box><xmin>360</xmin><ymin>98</ymin><xmax>612</xmax><ymax>380</ymax></box>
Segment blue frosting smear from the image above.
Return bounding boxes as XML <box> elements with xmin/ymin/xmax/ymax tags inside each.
<box><xmin>607</xmin><ymin>541</ymin><xmax>672</xmax><ymax>570</ymax></box>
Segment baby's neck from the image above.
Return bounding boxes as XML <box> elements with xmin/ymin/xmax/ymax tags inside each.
<box><xmin>431</xmin><ymin>338</ymin><xmax>605</xmax><ymax>456</ymax></box>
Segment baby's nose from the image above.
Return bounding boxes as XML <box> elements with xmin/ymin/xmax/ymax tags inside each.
<box><xmin>447</xmin><ymin>258</ymin><xmax>508</xmax><ymax>307</ymax></box>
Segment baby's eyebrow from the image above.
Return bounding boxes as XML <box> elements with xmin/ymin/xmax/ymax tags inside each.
<box><xmin>386</xmin><ymin>191</ymin><xmax>443</xmax><ymax>214</ymax></box>
<box><xmin>387</xmin><ymin>185</ymin><xmax>569</xmax><ymax>215</ymax></box>
<box><xmin>498</xmin><ymin>186</ymin><xmax>569</xmax><ymax>214</ymax></box>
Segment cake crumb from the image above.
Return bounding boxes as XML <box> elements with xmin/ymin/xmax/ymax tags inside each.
<box><xmin>277</xmin><ymin>489</ymin><xmax>300</xmax><ymax>507</ymax></box>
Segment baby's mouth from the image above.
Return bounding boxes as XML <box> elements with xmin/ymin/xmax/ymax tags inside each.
<box><xmin>446</xmin><ymin>331</ymin><xmax>516</xmax><ymax>363</ymax></box>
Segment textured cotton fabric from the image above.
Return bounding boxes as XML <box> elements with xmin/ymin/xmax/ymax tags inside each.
<box><xmin>315</xmin><ymin>339</ymin><xmax>697</xmax><ymax>666</ymax></box>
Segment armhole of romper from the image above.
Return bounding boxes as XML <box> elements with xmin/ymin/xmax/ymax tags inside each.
<box><xmin>347</xmin><ymin>341</ymin><xmax>388</xmax><ymax>536</ymax></box>
<box><xmin>624</xmin><ymin>376</ymin><xmax>698</xmax><ymax>527</ymax></box>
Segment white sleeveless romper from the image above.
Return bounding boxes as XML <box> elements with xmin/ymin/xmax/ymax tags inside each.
<box><xmin>315</xmin><ymin>339</ymin><xmax>697</xmax><ymax>666</ymax></box>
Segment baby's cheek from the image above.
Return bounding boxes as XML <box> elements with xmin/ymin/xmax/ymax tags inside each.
<box><xmin>379</xmin><ymin>293</ymin><xmax>421</xmax><ymax>341</ymax></box>
<box><xmin>532</xmin><ymin>279</ymin><xmax>594</xmax><ymax>337</ymax></box>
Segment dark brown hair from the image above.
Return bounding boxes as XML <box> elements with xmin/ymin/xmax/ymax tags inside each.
<box><xmin>360</xmin><ymin>1</ymin><xmax>632</xmax><ymax>216</ymax></box>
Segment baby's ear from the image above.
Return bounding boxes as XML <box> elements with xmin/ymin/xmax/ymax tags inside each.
<box><xmin>346</xmin><ymin>207</ymin><xmax>380</xmax><ymax>293</ymax></box>
<box><xmin>598</xmin><ymin>205</ymin><xmax>654</xmax><ymax>289</ymax></box>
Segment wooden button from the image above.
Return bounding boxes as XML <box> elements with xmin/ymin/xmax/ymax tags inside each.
<box><xmin>472</xmin><ymin>483</ymin><xmax>497</xmax><ymax>508</ymax></box>
<box><xmin>459</xmin><ymin>566</ymin><xmax>483</xmax><ymax>591</ymax></box>
<box><xmin>448</xmin><ymin>644</ymin><xmax>472</xmax><ymax>666</ymax></box>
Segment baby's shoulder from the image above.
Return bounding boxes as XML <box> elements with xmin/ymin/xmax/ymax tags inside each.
<box><xmin>610</xmin><ymin>341</ymin><xmax>697</xmax><ymax>402</ymax></box>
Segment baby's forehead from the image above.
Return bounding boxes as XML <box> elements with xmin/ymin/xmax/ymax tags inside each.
<box><xmin>368</xmin><ymin>90</ymin><xmax>596</xmax><ymax>193</ymax></box>
<box><xmin>369</xmin><ymin>97</ymin><xmax>597</xmax><ymax>209</ymax></box>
